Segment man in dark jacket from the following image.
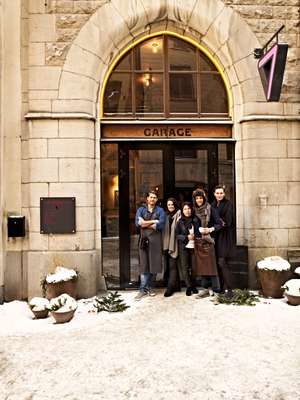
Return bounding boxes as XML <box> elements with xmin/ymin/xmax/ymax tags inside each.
<box><xmin>212</xmin><ymin>185</ymin><xmax>235</xmax><ymax>295</ymax></box>
<box><xmin>135</xmin><ymin>190</ymin><xmax>166</xmax><ymax>300</ymax></box>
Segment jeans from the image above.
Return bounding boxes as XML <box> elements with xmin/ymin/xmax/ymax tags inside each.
<box><xmin>201</xmin><ymin>275</ymin><xmax>221</xmax><ymax>292</ymax></box>
<box><xmin>140</xmin><ymin>272</ymin><xmax>156</xmax><ymax>292</ymax></box>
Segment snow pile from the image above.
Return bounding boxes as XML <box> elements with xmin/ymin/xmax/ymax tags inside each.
<box><xmin>29</xmin><ymin>297</ymin><xmax>49</xmax><ymax>312</ymax></box>
<box><xmin>257</xmin><ymin>256</ymin><xmax>291</xmax><ymax>271</ymax></box>
<box><xmin>46</xmin><ymin>266</ymin><xmax>78</xmax><ymax>284</ymax></box>
<box><xmin>295</xmin><ymin>267</ymin><xmax>300</xmax><ymax>275</ymax></box>
<box><xmin>282</xmin><ymin>279</ymin><xmax>300</xmax><ymax>297</ymax></box>
<box><xmin>48</xmin><ymin>294</ymin><xmax>77</xmax><ymax>313</ymax></box>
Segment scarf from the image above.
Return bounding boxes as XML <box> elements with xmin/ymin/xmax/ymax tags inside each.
<box><xmin>163</xmin><ymin>209</ymin><xmax>181</xmax><ymax>258</ymax></box>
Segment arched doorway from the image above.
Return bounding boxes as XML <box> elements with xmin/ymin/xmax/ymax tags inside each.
<box><xmin>100</xmin><ymin>33</ymin><xmax>235</xmax><ymax>288</ymax></box>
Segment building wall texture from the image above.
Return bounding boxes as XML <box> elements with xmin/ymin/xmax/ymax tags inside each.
<box><xmin>0</xmin><ymin>0</ymin><xmax>299</xmax><ymax>301</ymax></box>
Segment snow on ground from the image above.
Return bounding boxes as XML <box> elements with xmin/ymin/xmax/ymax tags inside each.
<box><xmin>0</xmin><ymin>291</ymin><xmax>300</xmax><ymax>400</ymax></box>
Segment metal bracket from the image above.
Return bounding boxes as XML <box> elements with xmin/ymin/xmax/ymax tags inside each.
<box><xmin>254</xmin><ymin>25</ymin><xmax>285</xmax><ymax>59</ymax></box>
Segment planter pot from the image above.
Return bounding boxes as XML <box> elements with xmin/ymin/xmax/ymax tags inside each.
<box><xmin>256</xmin><ymin>269</ymin><xmax>290</xmax><ymax>298</ymax></box>
<box><xmin>30</xmin><ymin>309</ymin><xmax>49</xmax><ymax>319</ymax></box>
<box><xmin>285</xmin><ymin>293</ymin><xmax>300</xmax><ymax>306</ymax></box>
<box><xmin>46</xmin><ymin>279</ymin><xmax>77</xmax><ymax>300</ymax></box>
<box><xmin>51</xmin><ymin>309</ymin><xmax>76</xmax><ymax>324</ymax></box>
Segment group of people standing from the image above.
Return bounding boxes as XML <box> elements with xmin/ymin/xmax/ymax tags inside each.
<box><xmin>135</xmin><ymin>185</ymin><xmax>235</xmax><ymax>301</ymax></box>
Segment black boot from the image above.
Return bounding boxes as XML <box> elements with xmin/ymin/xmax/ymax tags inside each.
<box><xmin>164</xmin><ymin>289</ymin><xmax>174</xmax><ymax>297</ymax></box>
<box><xmin>191</xmin><ymin>287</ymin><xmax>198</xmax><ymax>294</ymax></box>
<box><xmin>186</xmin><ymin>287</ymin><xmax>192</xmax><ymax>296</ymax></box>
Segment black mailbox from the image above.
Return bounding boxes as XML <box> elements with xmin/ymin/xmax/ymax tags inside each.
<box><xmin>7</xmin><ymin>215</ymin><xmax>25</xmax><ymax>237</ymax></box>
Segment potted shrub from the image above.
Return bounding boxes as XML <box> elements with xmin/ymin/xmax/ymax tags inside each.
<box><xmin>41</xmin><ymin>266</ymin><xmax>78</xmax><ymax>300</ymax></box>
<box><xmin>28</xmin><ymin>297</ymin><xmax>50</xmax><ymax>319</ymax></box>
<box><xmin>48</xmin><ymin>293</ymin><xmax>77</xmax><ymax>324</ymax></box>
<box><xmin>256</xmin><ymin>256</ymin><xmax>291</xmax><ymax>298</ymax></box>
<box><xmin>282</xmin><ymin>279</ymin><xmax>300</xmax><ymax>306</ymax></box>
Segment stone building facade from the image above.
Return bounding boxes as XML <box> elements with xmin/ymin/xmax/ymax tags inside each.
<box><xmin>0</xmin><ymin>0</ymin><xmax>299</xmax><ymax>301</ymax></box>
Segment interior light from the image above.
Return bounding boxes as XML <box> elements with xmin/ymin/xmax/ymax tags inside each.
<box><xmin>151</xmin><ymin>42</ymin><xmax>159</xmax><ymax>53</ymax></box>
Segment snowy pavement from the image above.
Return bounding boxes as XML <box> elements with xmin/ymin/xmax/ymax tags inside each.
<box><xmin>0</xmin><ymin>290</ymin><xmax>300</xmax><ymax>400</ymax></box>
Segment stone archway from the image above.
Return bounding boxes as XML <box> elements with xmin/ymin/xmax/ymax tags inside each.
<box><xmin>58</xmin><ymin>0</ymin><xmax>262</xmax><ymax>121</ymax></box>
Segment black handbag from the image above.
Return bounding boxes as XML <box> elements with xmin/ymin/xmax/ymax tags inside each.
<box><xmin>139</xmin><ymin>236</ymin><xmax>149</xmax><ymax>250</ymax></box>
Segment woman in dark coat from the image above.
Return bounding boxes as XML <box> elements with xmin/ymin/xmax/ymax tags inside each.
<box><xmin>163</xmin><ymin>198</ymin><xmax>181</xmax><ymax>297</ymax></box>
<box><xmin>211</xmin><ymin>185</ymin><xmax>235</xmax><ymax>293</ymax></box>
<box><xmin>175</xmin><ymin>202</ymin><xmax>199</xmax><ymax>296</ymax></box>
<box><xmin>192</xmin><ymin>189</ymin><xmax>222</xmax><ymax>296</ymax></box>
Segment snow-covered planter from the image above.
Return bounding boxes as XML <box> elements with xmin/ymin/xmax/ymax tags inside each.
<box><xmin>282</xmin><ymin>279</ymin><xmax>300</xmax><ymax>306</ymax></box>
<box><xmin>295</xmin><ymin>267</ymin><xmax>300</xmax><ymax>276</ymax></box>
<box><xmin>256</xmin><ymin>256</ymin><xmax>291</xmax><ymax>298</ymax></box>
<box><xmin>28</xmin><ymin>297</ymin><xmax>50</xmax><ymax>319</ymax></box>
<box><xmin>48</xmin><ymin>294</ymin><xmax>77</xmax><ymax>324</ymax></box>
<box><xmin>41</xmin><ymin>267</ymin><xmax>78</xmax><ymax>300</ymax></box>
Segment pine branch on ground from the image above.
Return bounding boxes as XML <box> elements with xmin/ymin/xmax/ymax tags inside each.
<box><xmin>215</xmin><ymin>289</ymin><xmax>260</xmax><ymax>306</ymax></box>
<box><xmin>93</xmin><ymin>291</ymin><xmax>130</xmax><ymax>313</ymax></box>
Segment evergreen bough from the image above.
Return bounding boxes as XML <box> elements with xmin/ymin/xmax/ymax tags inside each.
<box><xmin>93</xmin><ymin>291</ymin><xmax>130</xmax><ymax>313</ymax></box>
<box><xmin>215</xmin><ymin>289</ymin><xmax>260</xmax><ymax>306</ymax></box>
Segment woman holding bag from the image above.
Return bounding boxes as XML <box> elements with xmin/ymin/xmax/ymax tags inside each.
<box><xmin>192</xmin><ymin>189</ymin><xmax>222</xmax><ymax>297</ymax></box>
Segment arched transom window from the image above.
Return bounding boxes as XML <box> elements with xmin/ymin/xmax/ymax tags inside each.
<box><xmin>103</xmin><ymin>35</ymin><xmax>229</xmax><ymax>119</ymax></box>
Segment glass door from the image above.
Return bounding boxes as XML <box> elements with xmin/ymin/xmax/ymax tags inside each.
<box><xmin>101</xmin><ymin>141</ymin><xmax>235</xmax><ymax>289</ymax></box>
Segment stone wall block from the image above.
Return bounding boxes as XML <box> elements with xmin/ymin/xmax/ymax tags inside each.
<box><xmin>56</xmin><ymin>14</ymin><xmax>90</xmax><ymax>30</ymax></box>
<box><xmin>279</xmin><ymin>205</ymin><xmax>300</xmax><ymax>228</ymax></box>
<box><xmin>51</xmin><ymin>99</ymin><xmax>95</xmax><ymax>115</ymax></box>
<box><xmin>59</xmin><ymin>120</ymin><xmax>95</xmax><ymax>139</ymax></box>
<box><xmin>24</xmin><ymin>138</ymin><xmax>48</xmax><ymax>158</ymax></box>
<box><xmin>29</xmin><ymin>0</ymin><xmax>46</xmax><ymax>14</ymax></box>
<box><xmin>27</xmin><ymin>159</ymin><xmax>59</xmax><ymax>183</ymax></box>
<box><xmin>59</xmin><ymin>158</ymin><xmax>95</xmax><ymax>182</ymax></box>
<box><xmin>242</xmin><ymin>139</ymin><xmax>287</xmax><ymax>159</ymax></box>
<box><xmin>243</xmin><ymin>182</ymin><xmax>288</xmax><ymax>206</ymax></box>
<box><xmin>46</xmin><ymin>42</ymin><xmax>70</xmax><ymax>66</ymax></box>
<box><xmin>29</xmin><ymin>66</ymin><xmax>61</xmax><ymax>90</ymax></box>
<box><xmin>4</xmin><ymin>252</ymin><xmax>23</xmax><ymax>301</ymax></box>
<box><xmin>288</xmin><ymin>229</ymin><xmax>300</xmax><ymax>247</ymax></box>
<box><xmin>287</xmin><ymin>182</ymin><xmax>300</xmax><ymax>205</ymax></box>
<box><xmin>48</xmin><ymin>138</ymin><xmax>94</xmax><ymax>158</ymax></box>
<box><xmin>58</xmin><ymin>71</ymin><xmax>98</xmax><ymax>101</ymax></box>
<box><xmin>28</xmin><ymin>90</ymin><xmax>58</xmax><ymax>100</ymax></box>
<box><xmin>76</xmin><ymin>207</ymin><xmax>95</xmax><ymax>231</ymax></box>
<box><xmin>94</xmin><ymin>3</ymin><xmax>131</xmax><ymax>50</ymax></box>
<box><xmin>49</xmin><ymin>183</ymin><xmax>95</xmax><ymax>207</ymax></box>
<box><xmin>279</xmin><ymin>159</ymin><xmax>300</xmax><ymax>181</ymax></box>
<box><xmin>240</xmin><ymin>78</ymin><xmax>266</xmax><ymax>103</ymax></box>
<box><xmin>189</xmin><ymin>0</ymin><xmax>224</xmax><ymax>37</ymax></box>
<box><xmin>243</xmin><ymin>101</ymin><xmax>284</xmax><ymax>116</ymax></box>
<box><xmin>29</xmin><ymin>15</ymin><xmax>56</xmax><ymax>42</ymax></box>
<box><xmin>111</xmin><ymin>0</ymin><xmax>148</xmax><ymax>35</ymax></box>
<box><xmin>22</xmin><ymin>183</ymin><xmax>49</xmax><ymax>207</ymax></box>
<box><xmin>244</xmin><ymin>229</ymin><xmax>289</xmax><ymax>248</ymax></box>
<box><xmin>56</xmin><ymin>28</ymin><xmax>79</xmax><ymax>43</ymax></box>
<box><xmin>27</xmin><ymin>232</ymin><xmax>49</xmax><ymax>251</ymax></box>
<box><xmin>244</xmin><ymin>206</ymin><xmax>278</xmax><ymax>229</ymax></box>
<box><xmin>29</xmin><ymin>43</ymin><xmax>45</xmax><ymax>66</ymax></box>
<box><xmin>28</xmin><ymin>100</ymin><xmax>52</xmax><ymax>112</ymax></box>
<box><xmin>242</xmin><ymin>121</ymin><xmax>278</xmax><ymax>140</ymax></box>
<box><xmin>243</xmin><ymin>159</ymin><xmax>278</xmax><ymax>182</ymax></box>
<box><xmin>140</xmin><ymin>0</ymin><xmax>168</xmax><ymax>26</ymax></box>
<box><xmin>288</xmin><ymin>140</ymin><xmax>300</xmax><ymax>158</ymax></box>
<box><xmin>278</xmin><ymin>121</ymin><xmax>300</xmax><ymax>139</ymax></box>
<box><xmin>30</xmin><ymin>120</ymin><xmax>58</xmax><ymax>138</ymax></box>
<box><xmin>48</xmin><ymin>231</ymin><xmax>95</xmax><ymax>251</ymax></box>
<box><xmin>63</xmin><ymin>44</ymin><xmax>103</xmax><ymax>81</ymax></box>
<box><xmin>24</xmin><ymin>207</ymin><xmax>41</xmax><ymax>233</ymax></box>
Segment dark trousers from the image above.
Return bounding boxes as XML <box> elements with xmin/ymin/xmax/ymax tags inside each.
<box><xmin>164</xmin><ymin>254</ymin><xmax>180</xmax><ymax>291</ymax></box>
<box><xmin>218</xmin><ymin>257</ymin><xmax>233</xmax><ymax>291</ymax></box>
<box><xmin>178</xmin><ymin>248</ymin><xmax>196</xmax><ymax>288</ymax></box>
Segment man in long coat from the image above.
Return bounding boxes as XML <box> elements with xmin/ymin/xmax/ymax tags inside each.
<box><xmin>212</xmin><ymin>185</ymin><xmax>235</xmax><ymax>294</ymax></box>
<box><xmin>135</xmin><ymin>190</ymin><xmax>166</xmax><ymax>300</ymax></box>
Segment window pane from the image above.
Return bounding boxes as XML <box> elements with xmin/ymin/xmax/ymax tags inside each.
<box><xmin>199</xmin><ymin>54</ymin><xmax>218</xmax><ymax>71</ymax></box>
<box><xmin>135</xmin><ymin>37</ymin><xmax>163</xmax><ymax>71</ymax></box>
<box><xmin>135</xmin><ymin>73</ymin><xmax>163</xmax><ymax>113</ymax></box>
<box><xmin>200</xmin><ymin>73</ymin><xmax>228</xmax><ymax>114</ymax></box>
<box><xmin>169</xmin><ymin>73</ymin><xmax>197</xmax><ymax>113</ymax></box>
<box><xmin>104</xmin><ymin>72</ymin><xmax>132</xmax><ymax>114</ymax></box>
<box><xmin>115</xmin><ymin>53</ymin><xmax>131</xmax><ymax>71</ymax></box>
<box><xmin>101</xmin><ymin>144</ymin><xmax>119</xmax><ymax>288</ymax></box>
<box><xmin>168</xmin><ymin>37</ymin><xmax>197</xmax><ymax>71</ymax></box>
<box><xmin>218</xmin><ymin>143</ymin><xmax>235</xmax><ymax>202</ymax></box>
